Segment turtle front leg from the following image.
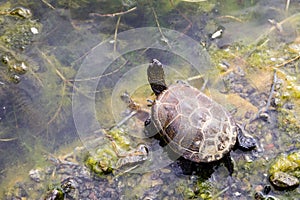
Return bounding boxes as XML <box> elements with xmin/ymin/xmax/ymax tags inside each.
<box><xmin>223</xmin><ymin>153</ymin><xmax>234</xmax><ymax>176</ymax></box>
<box><xmin>121</xmin><ymin>92</ymin><xmax>150</xmax><ymax>122</ymax></box>
<box><xmin>144</xmin><ymin>116</ymin><xmax>154</xmax><ymax>138</ymax></box>
<box><xmin>236</xmin><ymin>124</ymin><xmax>257</xmax><ymax>150</ymax></box>
<box><xmin>144</xmin><ymin>116</ymin><xmax>160</xmax><ymax>138</ymax></box>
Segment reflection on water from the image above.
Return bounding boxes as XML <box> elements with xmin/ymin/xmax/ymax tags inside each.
<box><xmin>0</xmin><ymin>0</ymin><xmax>300</xmax><ymax>199</ymax></box>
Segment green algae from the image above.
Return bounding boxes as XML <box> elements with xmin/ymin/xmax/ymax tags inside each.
<box><xmin>174</xmin><ymin>177</ymin><xmax>213</xmax><ymax>199</ymax></box>
<box><xmin>268</xmin><ymin>151</ymin><xmax>300</xmax><ymax>190</ymax></box>
<box><xmin>269</xmin><ymin>151</ymin><xmax>300</xmax><ymax>178</ymax></box>
<box><xmin>84</xmin><ymin>128</ymin><xmax>139</xmax><ymax>176</ymax></box>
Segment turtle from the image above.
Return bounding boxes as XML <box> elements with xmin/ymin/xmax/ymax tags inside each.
<box><xmin>145</xmin><ymin>59</ymin><xmax>257</xmax><ymax>174</ymax></box>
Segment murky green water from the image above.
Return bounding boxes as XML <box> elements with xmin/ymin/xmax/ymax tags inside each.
<box><xmin>0</xmin><ymin>0</ymin><xmax>300</xmax><ymax>199</ymax></box>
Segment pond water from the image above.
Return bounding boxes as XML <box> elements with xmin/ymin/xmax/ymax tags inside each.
<box><xmin>0</xmin><ymin>0</ymin><xmax>300</xmax><ymax>199</ymax></box>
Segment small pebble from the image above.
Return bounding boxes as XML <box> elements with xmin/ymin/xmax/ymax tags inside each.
<box><xmin>30</xmin><ymin>27</ymin><xmax>39</xmax><ymax>34</ymax></box>
<box><xmin>29</xmin><ymin>169</ymin><xmax>44</xmax><ymax>183</ymax></box>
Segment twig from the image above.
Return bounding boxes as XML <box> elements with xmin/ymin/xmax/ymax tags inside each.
<box><xmin>73</xmin><ymin>59</ymin><xmax>129</xmax><ymax>82</ymax></box>
<box><xmin>212</xmin><ymin>186</ymin><xmax>230</xmax><ymax>199</ymax></box>
<box><xmin>255</xmin><ymin>13</ymin><xmax>300</xmax><ymax>45</ymax></box>
<box><xmin>217</xmin><ymin>15</ymin><xmax>243</xmax><ymax>23</ymax></box>
<box><xmin>268</xmin><ymin>19</ymin><xmax>283</xmax><ymax>32</ymax></box>
<box><xmin>110</xmin><ymin>110</ymin><xmax>137</xmax><ymax>130</ymax></box>
<box><xmin>169</xmin><ymin>0</ymin><xmax>193</xmax><ymax>34</ymax></box>
<box><xmin>113</xmin><ymin>163</ymin><xmax>140</xmax><ymax>179</ymax></box>
<box><xmin>114</xmin><ymin>16</ymin><xmax>121</xmax><ymax>52</ymax></box>
<box><xmin>286</xmin><ymin>0</ymin><xmax>290</xmax><ymax>11</ymax></box>
<box><xmin>265</xmin><ymin>69</ymin><xmax>277</xmax><ymax>111</ymax></box>
<box><xmin>0</xmin><ymin>137</ymin><xmax>18</xmax><ymax>142</ymax></box>
<box><xmin>250</xmin><ymin>70</ymin><xmax>277</xmax><ymax>123</ymax></box>
<box><xmin>270</xmin><ymin>54</ymin><xmax>300</xmax><ymax>68</ymax></box>
<box><xmin>151</xmin><ymin>4</ymin><xmax>171</xmax><ymax>48</ymax></box>
<box><xmin>47</xmin><ymin>81</ymin><xmax>66</xmax><ymax>126</ymax></box>
<box><xmin>38</xmin><ymin>49</ymin><xmax>94</xmax><ymax>99</ymax></box>
<box><xmin>28</xmin><ymin>67</ymin><xmax>44</xmax><ymax>87</ymax></box>
<box><xmin>41</xmin><ymin>0</ymin><xmax>55</xmax><ymax>10</ymax></box>
<box><xmin>12</xmin><ymin>104</ymin><xmax>18</xmax><ymax>128</ymax></box>
<box><xmin>186</xmin><ymin>74</ymin><xmax>204</xmax><ymax>82</ymax></box>
<box><xmin>90</xmin><ymin>7</ymin><xmax>137</xmax><ymax>17</ymax></box>
<box><xmin>72</xmin><ymin>40</ymin><xmax>107</xmax><ymax>65</ymax></box>
<box><xmin>36</xmin><ymin>50</ymin><xmax>93</xmax><ymax>130</ymax></box>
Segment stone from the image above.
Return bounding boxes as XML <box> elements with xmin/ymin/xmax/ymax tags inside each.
<box><xmin>269</xmin><ymin>171</ymin><xmax>299</xmax><ymax>190</ymax></box>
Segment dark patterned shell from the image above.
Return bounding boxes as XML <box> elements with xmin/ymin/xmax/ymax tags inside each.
<box><xmin>151</xmin><ymin>83</ymin><xmax>237</xmax><ymax>163</ymax></box>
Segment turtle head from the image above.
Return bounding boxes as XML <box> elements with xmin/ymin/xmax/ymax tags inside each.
<box><xmin>147</xmin><ymin>59</ymin><xmax>167</xmax><ymax>96</ymax></box>
<box><xmin>236</xmin><ymin>124</ymin><xmax>257</xmax><ymax>150</ymax></box>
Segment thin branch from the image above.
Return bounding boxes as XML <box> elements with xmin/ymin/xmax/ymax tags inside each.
<box><xmin>38</xmin><ymin>49</ymin><xmax>94</xmax><ymax>99</ymax></box>
<box><xmin>72</xmin><ymin>40</ymin><xmax>107</xmax><ymax>65</ymax></box>
<box><xmin>212</xmin><ymin>186</ymin><xmax>230</xmax><ymax>199</ymax></box>
<box><xmin>151</xmin><ymin>4</ymin><xmax>171</xmax><ymax>48</ymax></box>
<box><xmin>270</xmin><ymin>54</ymin><xmax>300</xmax><ymax>68</ymax></box>
<box><xmin>217</xmin><ymin>15</ymin><xmax>243</xmax><ymax>23</ymax></box>
<box><xmin>110</xmin><ymin>111</ymin><xmax>137</xmax><ymax>130</ymax></box>
<box><xmin>71</xmin><ymin>59</ymin><xmax>129</xmax><ymax>82</ymax></box>
<box><xmin>265</xmin><ymin>69</ymin><xmax>277</xmax><ymax>111</ymax></box>
<box><xmin>286</xmin><ymin>0</ymin><xmax>290</xmax><ymax>11</ymax></box>
<box><xmin>90</xmin><ymin>7</ymin><xmax>137</xmax><ymax>17</ymax></box>
<box><xmin>41</xmin><ymin>0</ymin><xmax>55</xmax><ymax>10</ymax></box>
<box><xmin>0</xmin><ymin>137</ymin><xmax>18</xmax><ymax>142</ymax></box>
<box><xmin>114</xmin><ymin>16</ymin><xmax>121</xmax><ymax>52</ymax></box>
<box><xmin>250</xmin><ymin>70</ymin><xmax>277</xmax><ymax>123</ymax></box>
<box><xmin>169</xmin><ymin>0</ymin><xmax>193</xmax><ymax>34</ymax></box>
<box><xmin>47</xmin><ymin>81</ymin><xmax>66</xmax><ymax>126</ymax></box>
<box><xmin>255</xmin><ymin>12</ymin><xmax>300</xmax><ymax>45</ymax></box>
<box><xmin>28</xmin><ymin>67</ymin><xmax>44</xmax><ymax>87</ymax></box>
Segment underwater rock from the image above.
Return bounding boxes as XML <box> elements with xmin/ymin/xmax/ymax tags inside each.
<box><xmin>269</xmin><ymin>151</ymin><xmax>300</xmax><ymax>190</ymax></box>
<box><xmin>269</xmin><ymin>171</ymin><xmax>299</xmax><ymax>190</ymax></box>
<box><xmin>44</xmin><ymin>188</ymin><xmax>64</xmax><ymax>200</ymax></box>
<box><xmin>9</xmin><ymin>7</ymin><xmax>32</xmax><ymax>19</ymax></box>
<box><xmin>29</xmin><ymin>168</ymin><xmax>44</xmax><ymax>183</ymax></box>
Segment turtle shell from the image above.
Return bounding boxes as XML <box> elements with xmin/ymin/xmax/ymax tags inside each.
<box><xmin>151</xmin><ymin>82</ymin><xmax>238</xmax><ymax>163</ymax></box>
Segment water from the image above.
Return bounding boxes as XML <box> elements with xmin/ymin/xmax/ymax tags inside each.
<box><xmin>0</xmin><ymin>0</ymin><xmax>300</xmax><ymax>199</ymax></box>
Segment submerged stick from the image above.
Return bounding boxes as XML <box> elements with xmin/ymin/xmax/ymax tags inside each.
<box><xmin>250</xmin><ymin>70</ymin><xmax>277</xmax><ymax>123</ymax></box>
<box><xmin>0</xmin><ymin>137</ymin><xmax>18</xmax><ymax>142</ymax></box>
<box><xmin>90</xmin><ymin>7</ymin><xmax>137</xmax><ymax>17</ymax></box>
<box><xmin>286</xmin><ymin>0</ymin><xmax>290</xmax><ymax>11</ymax></box>
<box><xmin>265</xmin><ymin>69</ymin><xmax>277</xmax><ymax>111</ymax></box>
<box><xmin>151</xmin><ymin>4</ymin><xmax>171</xmax><ymax>48</ymax></box>
<box><xmin>169</xmin><ymin>0</ymin><xmax>193</xmax><ymax>34</ymax></box>
<box><xmin>114</xmin><ymin>16</ymin><xmax>121</xmax><ymax>52</ymax></box>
